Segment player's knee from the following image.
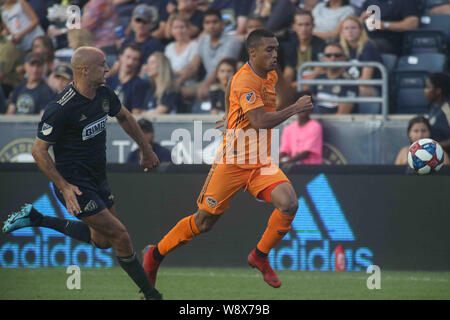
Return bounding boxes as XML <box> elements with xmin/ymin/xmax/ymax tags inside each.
<box><xmin>196</xmin><ymin>219</ymin><xmax>214</xmax><ymax>233</ymax></box>
<box><xmin>278</xmin><ymin>198</ymin><xmax>298</xmax><ymax>216</ymax></box>
<box><xmin>111</xmin><ymin>226</ymin><xmax>131</xmax><ymax>246</ymax></box>
<box><xmin>91</xmin><ymin>240</ymin><xmax>111</xmax><ymax>249</ymax></box>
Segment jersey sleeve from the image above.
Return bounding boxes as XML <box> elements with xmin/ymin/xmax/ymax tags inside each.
<box><xmin>105</xmin><ymin>85</ymin><xmax>122</xmax><ymax>117</ymax></box>
<box><xmin>37</xmin><ymin>102</ymin><xmax>66</xmax><ymax>143</ymax></box>
<box><xmin>233</xmin><ymin>74</ymin><xmax>264</xmax><ymax>114</ymax></box>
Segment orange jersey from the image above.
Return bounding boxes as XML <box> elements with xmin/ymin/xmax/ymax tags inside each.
<box><xmin>220</xmin><ymin>63</ymin><xmax>278</xmax><ymax>168</ymax></box>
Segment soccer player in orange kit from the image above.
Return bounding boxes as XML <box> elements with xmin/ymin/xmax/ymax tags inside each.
<box><xmin>143</xmin><ymin>29</ymin><xmax>313</xmax><ymax>288</ymax></box>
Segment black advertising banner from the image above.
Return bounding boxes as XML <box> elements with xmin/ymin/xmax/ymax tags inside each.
<box><xmin>0</xmin><ymin>164</ymin><xmax>449</xmax><ymax>271</ymax></box>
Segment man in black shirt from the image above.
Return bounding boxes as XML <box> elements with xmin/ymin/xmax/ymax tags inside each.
<box><xmin>361</xmin><ymin>0</ymin><xmax>420</xmax><ymax>55</ymax></box>
<box><xmin>2</xmin><ymin>46</ymin><xmax>162</xmax><ymax>300</ymax></box>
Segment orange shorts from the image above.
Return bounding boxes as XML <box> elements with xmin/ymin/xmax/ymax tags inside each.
<box><xmin>197</xmin><ymin>163</ymin><xmax>290</xmax><ymax>215</ymax></box>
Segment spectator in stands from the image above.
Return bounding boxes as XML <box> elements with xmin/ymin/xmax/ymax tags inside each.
<box><xmin>282</xmin><ymin>9</ymin><xmax>326</xmax><ymax>90</ymax></box>
<box><xmin>54</xmin><ymin>29</ymin><xmax>95</xmax><ymax>65</ymax></box>
<box><xmin>279</xmin><ymin>92</ymin><xmax>323</xmax><ymax>165</ymax></box>
<box><xmin>126</xmin><ymin>118</ymin><xmax>172</xmax><ymax>163</ymax></box>
<box><xmin>107</xmin><ymin>43</ymin><xmax>149</xmax><ymax>112</ymax></box>
<box><xmin>0</xmin><ymin>17</ymin><xmax>21</xmax><ymax>99</ymax></box>
<box><xmin>395</xmin><ymin>115</ymin><xmax>449</xmax><ymax>165</ymax></box>
<box><xmin>312</xmin><ymin>0</ymin><xmax>355</xmax><ymax>41</ymax></box>
<box><xmin>428</xmin><ymin>0</ymin><xmax>450</xmax><ymax>14</ymax></box>
<box><xmin>120</xmin><ymin>4</ymin><xmax>165</xmax><ymax>69</ymax></box>
<box><xmin>135</xmin><ymin>52</ymin><xmax>184</xmax><ymax>114</ymax></box>
<box><xmin>237</xmin><ymin>15</ymin><xmax>265</xmax><ymax>69</ymax></box>
<box><xmin>209</xmin><ymin>58</ymin><xmax>237</xmax><ymax>114</ymax></box>
<box><xmin>6</xmin><ymin>53</ymin><xmax>54</xmax><ymax>115</ymax></box>
<box><xmin>164</xmin><ymin>0</ymin><xmax>204</xmax><ymax>39</ymax></box>
<box><xmin>164</xmin><ymin>14</ymin><xmax>199</xmax><ymax>88</ymax></box>
<box><xmin>47</xmin><ymin>64</ymin><xmax>73</xmax><ymax>94</ymax></box>
<box><xmin>210</xmin><ymin>0</ymin><xmax>253</xmax><ymax>38</ymax></box>
<box><xmin>425</xmin><ymin>72</ymin><xmax>450</xmax><ymax>153</ymax></box>
<box><xmin>311</xmin><ymin>43</ymin><xmax>358</xmax><ymax>114</ymax></box>
<box><xmin>30</xmin><ymin>35</ymin><xmax>55</xmax><ymax>76</ymax></box>
<box><xmin>81</xmin><ymin>0</ymin><xmax>119</xmax><ymax>54</ymax></box>
<box><xmin>176</xmin><ymin>8</ymin><xmax>241</xmax><ymax>101</ymax></box>
<box><xmin>360</xmin><ymin>0</ymin><xmax>420</xmax><ymax>55</ymax></box>
<box><xmin>140</xmin><ymin>0</ymin><xmax>172</xmax><ymax>39</ymax></box>
<box><xmin>339</xmin><ymin>15</ymin><xmax>382</xmax><ymax>97</ymax></box>
<box><xmin>1</xmin><ymin>0</ymin><xmax>44</xmax><ymax>53</ymax></box>
<box><xmin>251</xmin><ymin>0</ymin><xmax>296</xmax><ymax>34</ymax></box>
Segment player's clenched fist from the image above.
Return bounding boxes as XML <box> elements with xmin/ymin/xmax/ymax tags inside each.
<box><xmin>140</xmin><ymin>149</ymin><xmax>160</xmax><ymax>172</ymax></box>
<box><xmin>295</xmin><ymin>95</ymin><xmax>314</xmax><ymax>113</ymax></box>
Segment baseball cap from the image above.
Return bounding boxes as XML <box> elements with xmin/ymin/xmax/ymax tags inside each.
<box><xmin>25</xmin><ymin>52</ymin><xmax>45</xmax><ymax>65</ymax></box>
<box><xmin>53</xmin><ymin>65</ymin><xmax>73</xmax><ymax>80</ymax></box>
<box><xmin>132</xmin><ymin>4</ymin><xmax>154</xmax><ymax>23</ymax></box>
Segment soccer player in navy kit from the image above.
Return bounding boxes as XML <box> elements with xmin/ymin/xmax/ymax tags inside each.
<box><xmin>2</xmin><ymin>47</ymin><xmax>162</xmax><ymax>300</ymax></box>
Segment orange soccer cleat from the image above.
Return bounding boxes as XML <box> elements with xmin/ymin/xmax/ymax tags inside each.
<box><xmin>247</xmin><ymin>249</ymin><xmax>281</xmax><ymax>288</ymax></box>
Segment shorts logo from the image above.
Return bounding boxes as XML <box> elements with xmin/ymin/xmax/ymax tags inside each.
<box><xmin>245</xmin><ymin>92</ymin><xmax>256</xmax><ymax>104</ymax></box>
<box><xmin>206</xmin><ymin>196</ymin><xmax>217</xmax><ymax>208</ymax></box>
<box><xmin>41</xmin><ymin>123</ymin><xmax>53</xmax><ymax>136</ymax></box>
<box><xmin>83</xmin><ymin>200</ymin><xmax>98</xmax><ymax>213</ymax></box>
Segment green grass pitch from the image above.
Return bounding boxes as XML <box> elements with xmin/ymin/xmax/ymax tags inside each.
<box><xmin>0</xmin><ymin>267</ymin><xmax>449</xmax><ymax>300</ymax></box>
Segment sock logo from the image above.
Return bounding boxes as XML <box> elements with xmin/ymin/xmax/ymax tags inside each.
<box><xmin>269</xmin><ymin>174</ymin><xmax>374</xmax><ymax>271</ymax></box>
<box><xmin>0</xmin><ymin>183</ymin><xmax>113</xmax><ymax>268</ymax></box>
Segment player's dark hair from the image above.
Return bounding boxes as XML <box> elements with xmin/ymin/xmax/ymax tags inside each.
<box><xmin>246</xmin><ymin>29</ymin><xmax>276</xmax><ymax>52</ymax></box>
<box><xmin>428</xmin><ymin>72</ymin><xmax>450</xmax><ymax>98</ymax></box>
<box><xmin>119</xmin><ymin>42</ymin><xmax>142</xmax><ymax>56</ymax></box>
<box><xmin>407</xmin><ymin>116</ymin><xmax>431</xmax><ymax>135</ymax></box>
<box><xmin>203</xmin><ymin>7</ymin><xmax>222</xmax><ymax>22</ymax></box>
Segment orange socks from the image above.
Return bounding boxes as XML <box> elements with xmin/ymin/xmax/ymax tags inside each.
<box><xmin>257</xmin><ymin>209</ymin><xmax>295</xmax><ymax>255</ymax></box>
<box><xmin>157</xmin><ymin>214</ymin><xmax>200</xmax><ymax>256</ymax></box>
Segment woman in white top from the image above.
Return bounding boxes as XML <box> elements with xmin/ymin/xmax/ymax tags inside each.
<box><xmin>1</xmin><ymin>0</ymin><xmax>44</xmax><ymax>52</ymax></box>
<box><xmin>312</xmin><ymin>0</ymin><xmax>355</xmax><ymax>41</ymax></box>
<box><xmin>164</xmin><ymin>14</ymin><xmax>198</xmax><ymax>85</ymax></box>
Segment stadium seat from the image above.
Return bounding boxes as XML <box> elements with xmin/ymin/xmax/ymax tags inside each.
<box><xmin>380</xmin><ymin>54</ymin><xmax>398</xmax><ymax>75</ymax></box>
<box><xmin>402</xmin><ymin>30</ymin><xmax>448</xmax><ymax>55</ymax></box>
<box><xmin>392</xmin><ymin>71</ymin><xmax>430</xmax><ymax>114</ymax></box>
<box><xmin>420</xmin><ymin>15</ymin><xmax>450</xmax><ymax>42</ymax></box>
<box><xmin>357</xmin><ymin>102</ymin><xmax>381</xmax><ymax>114</ymax></box>
<box><xmin>396</xmin><ymin>53</ymin><xmax>447</xmax><ymax>73</ymax></box>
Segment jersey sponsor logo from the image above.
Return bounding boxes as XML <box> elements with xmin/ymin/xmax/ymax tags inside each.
<box><xmin>245</xmin><ymin>92</ymin><xmax>256</xmax><ymax>104</ymax></box>
<box><xmin>82</xmin><ymin>115</ymin><xmax>107</xmax><ymax>141</ymax></box>
<box><xmin>57</xmin><ymin>88</ymin><xmax>75</xmax><ymax>106</ymax></box>
<box><xmin>41</xmin><ymin>123</ymin><xmax>53</xmax><ymax>136</ymax></box>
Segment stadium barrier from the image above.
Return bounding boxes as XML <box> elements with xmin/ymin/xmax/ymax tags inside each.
<box><xmin>1</xmin><ymin>163</ymin><xmax>449</xmax><ymax>271</ymax></box>
<box><xmin>0</xmin><ymin>114</ymin><xmax>415</xmax><ymax>164</ymax></box>
<box><xmin>297</xmin><ymin>61</ymin><xmax>389</xmax><ymax>120</ymax></box>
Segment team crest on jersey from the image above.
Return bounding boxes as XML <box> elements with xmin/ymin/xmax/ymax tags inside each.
<box><xmin>206</xmin><ymin>196</ymin><xmax>217</xmax><ymax>208</ymax></box>
<box><xmin>245</xmin><ymin>92</ymin><xmax>256</xmax><ymax>104</ymax></box>
<box><xmin>41</xmin><ymin>123</ymin><xmax>53</xmax><ymax>136</ymax></box>
<box><xmin>102</xmin><ymin>99</ymin><xmax>110</xmax><ymax>114</ymax></box>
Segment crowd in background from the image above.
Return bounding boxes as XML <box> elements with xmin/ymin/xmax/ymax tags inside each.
<box><xmin>0</xmin><ymin>0</ymin><xmax>449</xmax><ymax>165</ymax></box>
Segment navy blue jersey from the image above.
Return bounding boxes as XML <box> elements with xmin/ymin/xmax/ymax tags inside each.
<box><xmin>37</xmin><ymin>84</ymin><xmax>121</xmax><ymax>176</ymax></box>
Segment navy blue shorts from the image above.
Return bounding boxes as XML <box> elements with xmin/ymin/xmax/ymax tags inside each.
<box><xmin>53</xmin><ymin>177</ymin><xmax>115</xmax><ymax>219</ymax></box>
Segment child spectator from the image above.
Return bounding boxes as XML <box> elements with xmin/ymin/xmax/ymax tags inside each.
<box><xmin>209</xmin><ymin>58</ymin><xmax>237</xmax><ymax>114</ymax></box>
<box><xmin>395</xmin><ymin>115</ymin><xmax>449</xmax><ymax>165</ymax></box>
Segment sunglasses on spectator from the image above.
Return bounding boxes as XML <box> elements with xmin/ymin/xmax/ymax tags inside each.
<box><xmin>135</xmin><ymin>18</ymin><xmax>150</xmax><ymax>24</ymax></box>
<box><xmin>324</xmin><ymin>53</ymin><xmax>345</xmax><ymax>58</ymax></box>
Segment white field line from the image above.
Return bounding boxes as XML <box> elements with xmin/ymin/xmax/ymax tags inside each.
<box><xmin>157</xmin><ymin>270</ymin><xmax>449</xmax><ymax>282</ymax></box>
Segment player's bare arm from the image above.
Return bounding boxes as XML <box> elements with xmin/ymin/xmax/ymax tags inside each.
<box><xmin>31</xmin><ymin>138</ymin><xmax>82</xmax><ymax>215</ymax></box>
<box><xmin>115</xmin><ymin>106</ymin><xmax>160</xmax><ymax>171</ymax></box>
<box><xmin>246</xmin><ymin>95</ymin><xmax>313</xmax><ymax>129</ymax></box>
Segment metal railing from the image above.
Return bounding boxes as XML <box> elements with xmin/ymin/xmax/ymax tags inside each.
<box><xmin>297</xmin><ymin>61</ymin><xmax>389</xmax><ymax>120</ymax></box>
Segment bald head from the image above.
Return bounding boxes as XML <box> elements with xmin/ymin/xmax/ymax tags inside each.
<box><xmin>71</xmin><ymin>46</ymin><xmax>105</xmax><ymax>70</ymax></box>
